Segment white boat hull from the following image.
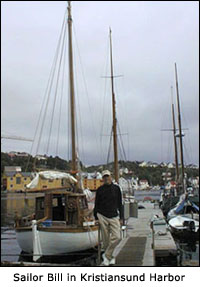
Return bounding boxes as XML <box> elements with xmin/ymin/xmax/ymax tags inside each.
<box><xmin>16</xmin><ymin>229</ymin><xmax>98</xmax><ymax>255</ymax></box>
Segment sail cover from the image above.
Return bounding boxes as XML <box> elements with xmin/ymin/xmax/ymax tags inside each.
<box><xmin>26</xmin><ymin>171</ymin><xmax>77</xmax><ymax>189</ymax></box>
<box><xmin>175</xmin><ymin>199</ymin><xmax>186</xmax><ymax>213</ymax></box>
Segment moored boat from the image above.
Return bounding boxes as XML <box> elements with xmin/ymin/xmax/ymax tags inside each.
<box><xmin>14</xmin><ymin>1</ymin><xmax>99</xmax><ymax>261</ymax></box>
<box><xmin>15</xmin><ymin>188</ymin><xmax>98</xmax><ymax>260</ymax></box>
<box><xmin>168</xmin><ymin>214</ymin><xmax>199</xmax><ymax>240</ymax></box>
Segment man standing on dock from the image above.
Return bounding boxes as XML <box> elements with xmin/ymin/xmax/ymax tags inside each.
<box><xmin>94</xmin><ymin>170</ymin><xmax>123</xmax><ymax>266</ymax></box>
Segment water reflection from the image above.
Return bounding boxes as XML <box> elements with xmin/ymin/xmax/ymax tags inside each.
<box><xmin>1</xmin><ymin>193</ymin><xmax>43</xmax><ymax>262</ymax></box>
<box><xmin>1</xmin><ymin>193</ymin><xmax>42</xmax><ymax>228</ymax></box>
<box><xmin>176</xmin><ymin>239</ymin><xmax>199</xmax><ymax>266</ymax></box>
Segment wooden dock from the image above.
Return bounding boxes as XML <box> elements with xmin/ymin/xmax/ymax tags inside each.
<box><xmin>113</xmin><ymin>202</ymin><xmax>177</xmax><ymax>266</ymax></box>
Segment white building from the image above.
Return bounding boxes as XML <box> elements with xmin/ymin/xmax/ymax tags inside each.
<box><xmin>139</xmin><ymin>179</ymin><xmax>149</xmax><ymax>190</ymax></box>
<box><xmin>139</xmin><ymin>161</ymin><xmax>148</xmax><ymax>167</ymax></box>
<box><xmin>167</xmin><ymin>163</ymin><xmax>174</xmax><ymax>169</ymax></box>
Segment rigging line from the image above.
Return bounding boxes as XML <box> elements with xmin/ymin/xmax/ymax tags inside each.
<box><xmin>100</xmin><ymin>75</ymin><xmax>109</xmax><ymax>163</ymax></box>
<box><xmin>26</xmin><ymin>11</ymin><xmax>67</xmax><ymax>171</ymax></box>
<box><xmin>166</xmin><ymin>131</ymin><xmax>172</xmax><ymax>164</ymax></box>
<box><xmin>73</xmin><ymin>24</ymin><xmax>103</xmax><ymax>163</ymax></box>
<box><xmin>100</xmin><ymin>37</ymin><xmax>110</xmax><ymax>163</ymax></box>
<box><xmin>118</xmin><ymin>122</ymin><xmax>127</xmax><ymax>162</ymax></box>
<box><xmin>181</xmin><ymin>110</ymin><xmax>194</xmax><ymax>164</ymax></box>
<box><xmin>121</xmin><ymin>75</ymin><xmax>130</xmax><ymax>161</ymax></box>
<box><xmin>186</xmin><ymin>130</ymin><xmax>194</xmax><ymax>165</ymax></box>
<box><xmin>34</xmin><ymin>12</ymin><xmax>67</xmax><ymax>162</ymax></box>
<box><xmin>68</xmin><ymin>76</ymin><xmax>70</xmax><ymax>162</ymax></box>
<box><xmin>55</xmin><ymin>29</ymin><xmax>67</xmax><ymax>168</ymax></box>
<box><xmin>117</xmin><ymin>133</ymin><xmax>122</xmax><ymax>161</ymax></box>
<box><xmin>46</xmin><ymin>18</ymin><xmax>67</xmax><ymax>155</ymax></box>
<box><xmin>127</xmin><ymin>133</ymin><xmax>130</xmax><ymax>161</ymax></box>
<box><xmin>168</xmin><ymin>134</ymin><xmax>173</xmax><ymax>164</ymax></box>
<box><xmin>183</xmin><ymin>140</ymin><xmax>191</xmax><ymax>165</ymax></box>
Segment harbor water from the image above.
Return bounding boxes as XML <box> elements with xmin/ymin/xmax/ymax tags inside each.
<box><xmin>1</xmin><ymin>191</ymin><xmax>199</xmax><ymax>266</ymax></box>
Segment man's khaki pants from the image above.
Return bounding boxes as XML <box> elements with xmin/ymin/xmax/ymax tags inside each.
<box><xmin>97</xmin><ymin>212</ymin><xmax>121</xmax><ymax>261</ymax></box>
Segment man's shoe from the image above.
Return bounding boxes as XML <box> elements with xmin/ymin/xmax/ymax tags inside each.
<box><xmin>109</xmin><ymin>257</ymin><xmax>116</xmax><ymax>265</ymax></box>
<box><xmin>101</xmin><ymin>253</ymin><xmax>110</xmax><ymax>266</ymax></box>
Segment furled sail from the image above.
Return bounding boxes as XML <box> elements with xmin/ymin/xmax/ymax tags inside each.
<box><xmin>26</xmin><ymin>170</ymin><xmax>77</xmax><ymax>189</ymax></box>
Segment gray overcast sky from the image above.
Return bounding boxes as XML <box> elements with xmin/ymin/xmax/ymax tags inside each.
<box><xmin>1</xmin><ymin>1</ymin><xmax>199</xmax><ymax>166</ymax></box>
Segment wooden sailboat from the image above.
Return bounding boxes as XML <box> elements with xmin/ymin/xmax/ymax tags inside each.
<box><xmin>15</xmin><ymin>1</ymin><xmax>98</xmax><ymax>261</ymax></box>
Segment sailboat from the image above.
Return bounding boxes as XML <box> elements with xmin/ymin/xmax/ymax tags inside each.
<box><xmin>15</xmin><ymin>2</ymin><xmax>98</xmax><ymax>261</ymax></box>
<box><xmin>167</xmin><ymin>64</ymin><xmax>199</xmax><ymax>239</ymax></box>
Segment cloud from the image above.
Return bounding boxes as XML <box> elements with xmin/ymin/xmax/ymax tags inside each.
<box><xmin>1</xmin><ymin>1</ymin><xmax>199</xmax><ymax>166</ymax></box>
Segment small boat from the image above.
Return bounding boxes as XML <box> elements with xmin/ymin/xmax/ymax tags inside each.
<box><xmin>167</xmin><ymin>194</ymin><xmax>199</xmax><ymax>240</ymax></box>
<box><xmin>168</xmin><ymin>214</ymin><xmax>199</xmax><ymax>240</ymax></box>
<box><xmin>15</xmin><ymin>185</ymin><xmax>98</xmax><ymax>261</ymax></box>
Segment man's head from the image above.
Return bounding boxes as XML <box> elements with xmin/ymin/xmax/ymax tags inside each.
<box><xmin>102</xmin><ymin>170</ymin><xmax>112</xmax><ymax>185</ymax></box>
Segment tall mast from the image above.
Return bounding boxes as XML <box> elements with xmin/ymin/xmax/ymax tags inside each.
<box><xmin>68</xmin><ymin>1</ymin><xmax>77</xmax><ymax>175</ymax></box>
<box><xmin>171</xmin><ymin>86</ymin><xmax>179</xmax><ymax>195</ymax></box>
<box><xmin>109</xmin><ymin>28</ymin><xmax>119</xmax><ymax>183</ymax></box>
<box><xmin>175</xmin><ymin>63</ymin><xmax>185</xmax><ymax>193</ymax></box>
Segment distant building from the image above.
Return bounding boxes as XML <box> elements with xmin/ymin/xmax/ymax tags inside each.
<box><xmin>35</xmin><ymin>155</ymin><xmax>47</xmax><ymax>161</ymax></box>
<box><xmin>162</xmin><ymin>172</ymin><xmax>172</xmax><ymax>182</ymax></box>
<box><xmin>7</xmin><ymin>151</ymin><xmax>29</xmax><ymax>158</ymax></box>
<box><xmin>139</xmin><ymin>161</ymin><xmax>148</xmax><ymax>167</ymax></box>
<box><xmin>82</xmin><ymin>172</ymin><xmax>102</xmax><ymax>191</ymax></box>
<box><xmin>119</xmin><ymin>167</ymin><xmax>129</xmax><ymax>175</ymax></box>
<box><xmin>4</xmin><ymin>166</ymin><xmax>21</xmax><ymax>173</ymax></box>
<box><xmin>186</xmin><ymin>164</ymin><xmax>199</xmax><ymax>169</ymax></box>
<box><xmin>146</xmin><ymin>161</ymin><xmax>158</xmax><ymax>168</ymax></box>
<box><xmin>139</xmin><ymin>179</ymin><xmax>149</xmax><ymax>190</ymax></box>
<box><xmin>167</xmin><ymin>163</ymin><xmax>174</xmax><ymax>169</ymax></box>
<box><xmin>2</xmin><ymin>167</ymin><xmax>65</xmax><ymax>192</ymax></box>
<box><xmin>8</xmin><ymin>151</ymin><xmax>18</xmax><ymax>158</ymax></box>
<box><xmin>17</xmin><ymin>152</ymin><xmax>29</xmax><ymax>157</ymax></box>
<box><xmin>160</xmin><ymin>162</ymin><xmax>167</xmax><ymax>167</ymax></box>
<box><xmin>165</xmin><ymin>181</ymin><xmax>176</xmax><ymax>190</ymax></box>
<box><xmin>132</xmin><ymin>177</ymin><xmax>139</xmax><ymax>190</ymax></box>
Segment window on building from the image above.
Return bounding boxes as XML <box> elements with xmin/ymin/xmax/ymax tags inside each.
<box><xmin>10</xmin><ymin>177</ymin><xmax>13</xmax><ymax>181</ymax></box>
<box><xmin>10</xmin><ymin>184</ymin><xmax>13</xmax><ymax>188</ymax></box>
<box><xmin>24</xmin><ymin>177</ymin><xmax>27</xmax><ymax>181</ymax></box>
<box><xmin>16</xmin><ymin>177</ymin><xmax>21</xmax><ymax>184</ymax></box>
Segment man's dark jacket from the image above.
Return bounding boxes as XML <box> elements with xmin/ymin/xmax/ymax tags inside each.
<box><xmin>93</xmin><ymin>182</ymin><xmax>123</xmax><ymax>220</ymax></box>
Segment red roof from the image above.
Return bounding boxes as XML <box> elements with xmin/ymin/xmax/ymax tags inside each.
<box><xmin>170</xmin><ymin>181</ymin><xmax>176</xmax><ymax>186</ymax></box>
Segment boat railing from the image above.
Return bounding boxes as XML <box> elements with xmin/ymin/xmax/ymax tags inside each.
<box><xmin>15</xmin><ymin>213</ymin><xmax>35</xmax><ymax>227</ymax></box>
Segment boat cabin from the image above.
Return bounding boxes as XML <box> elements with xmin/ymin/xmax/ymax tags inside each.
<box><xmin>35</xmin><ymin>191</ymin><xmax>89</xmax><ymax>227</ymax></box>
